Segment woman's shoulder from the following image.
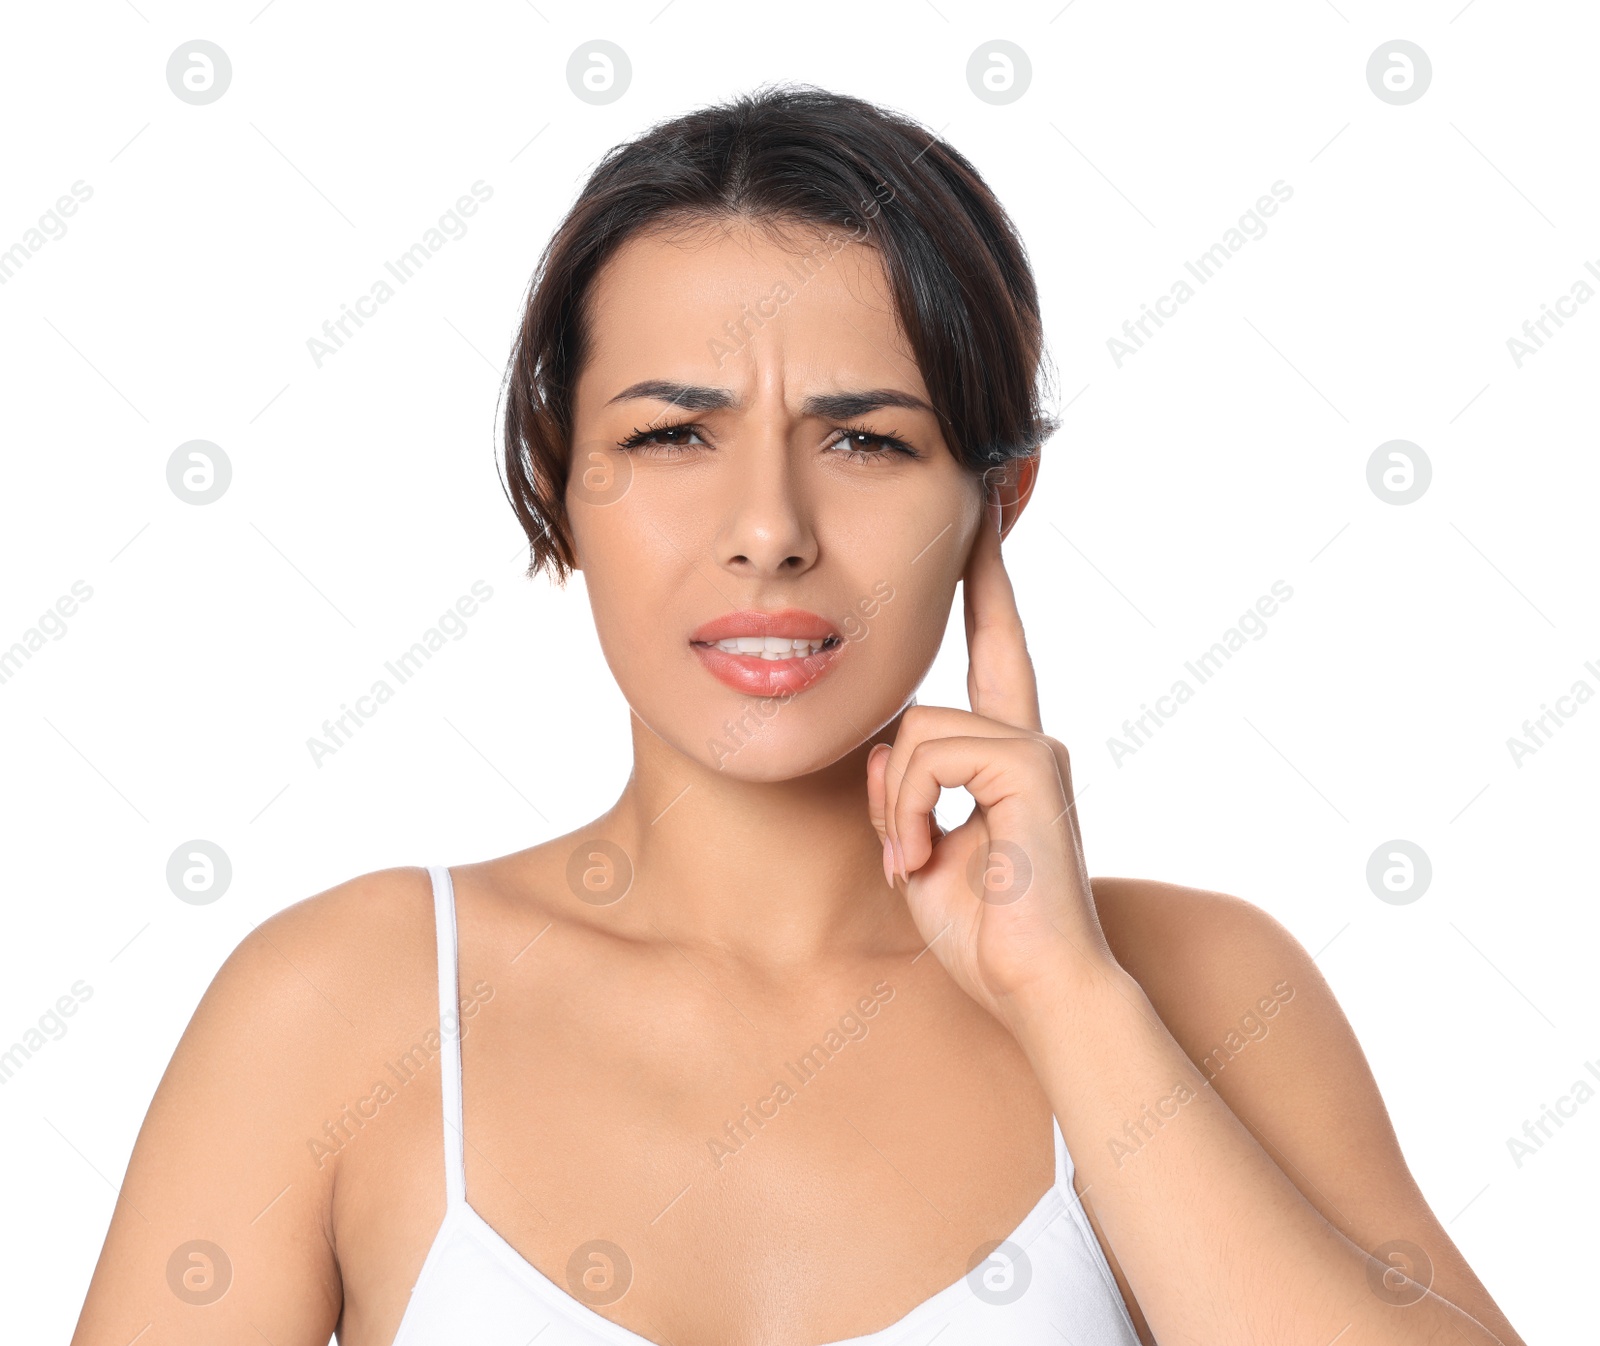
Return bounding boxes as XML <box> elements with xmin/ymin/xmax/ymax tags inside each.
<box><xmin>210</xmin><ymin>865</ymin><xmax>442</xmax><ymax>1037</ymax></box>
<box><xmin>1086</xmin><ymin>874</ymin><xmax>1392</xmax><ymax>1175</ymax></box>
<box><xmin>1089</xmin><ymin>874</ymin><xmax>1303</xmax><ymax>989</ymax></box>
<box><xmin>181</xmin><ymin>865</ymin><xmax>445</xmax><ymax>1124</ymax></box>
<box><xmin>1082</xmin><ymin>877</ymin><xmax>1517</xmax><ymax>1337</ymax></box>
<box><xmin>1086</xmin><ymin>874</ymin><xmax>1354</xmax><ymax>1100</ymax></box>
<box><xmin>164</xmin><ymin>863</ymin><xmax>470</xmax><ymax>1185</ymax></box>
<box><xmin>71</xmin><ymin>866</ymin><xmax>450</xmax><ymax>1335</ymax></box>
<box><xmin>168</xmin><ymin>855</ymin><xmax>543</xmax><ymax>1160</ymax></box>
<box><xmin>227</xmin><ymin>843</ymin><xmax>593</xmax><ymax>1009</ymax></box>
<box><xmin>243</xmin><ymin>862</ymin><xmax>437</xmax><ymax>947</ymax></box>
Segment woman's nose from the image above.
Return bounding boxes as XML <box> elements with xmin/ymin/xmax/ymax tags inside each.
<box><xmin>711</xmin><ymin>430</ymin><xmax>819</xmax><ymax>577</ymax></box>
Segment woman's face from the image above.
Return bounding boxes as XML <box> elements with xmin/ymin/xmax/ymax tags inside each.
<box><xmin>567</xmin><ymin>216</ymin><xmax>992</xmax><ymax>780</ymax></box>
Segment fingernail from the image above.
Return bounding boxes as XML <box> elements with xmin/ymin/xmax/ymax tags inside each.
<box><xmin>882</xmin><ymin>835</ymin><xmax>896</xmax><ymax>888</ymax></box>
<box><xmin>891</xmin><ymin>837</ymin><xmax>907</xmax><ymax>882</ymax></box>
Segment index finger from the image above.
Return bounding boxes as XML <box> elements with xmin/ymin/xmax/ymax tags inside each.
<box><xmin>963</xmin><ymin>485</ymin><xmax>1042</xmax><ymax>732</ymax></box>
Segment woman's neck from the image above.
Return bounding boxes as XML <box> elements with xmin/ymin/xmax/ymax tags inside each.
<box><xmin>594</xmin><ymin>709</ymin><xmax>912</xmax><ymax>969</ymax></box>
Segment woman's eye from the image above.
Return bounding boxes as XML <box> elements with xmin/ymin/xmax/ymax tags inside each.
<box><xmin>618</xmin><ymin>425</ymin><xmax>915</xmax><ymax>460</ymax></box>
<box><xmin>618</xmin><ymin>425</ymin><xmax>705</xmax><ymax>454</ymax></box>
<box><xmin>830</xmin><ymin>430</ymin><xmax>916</xmax><ymax>459</ymax></box>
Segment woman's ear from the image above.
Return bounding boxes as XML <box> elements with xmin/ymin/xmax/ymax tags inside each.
<box><xmin>984</xmin><ymin>454</ymin><xmax>1040</xmax><ymax>541</ymax></box>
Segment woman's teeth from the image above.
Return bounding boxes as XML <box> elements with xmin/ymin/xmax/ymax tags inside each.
<box><xmin>712</xmin><ymin>636</ymin><xmax>833</xmax><ymax>660</ymax></box>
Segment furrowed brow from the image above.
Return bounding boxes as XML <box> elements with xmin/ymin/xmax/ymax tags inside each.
<box><xmin>799</xmin><ymin>388</ymin><xmax>934</xmax><ymax>419</ymax></box>
<box><xmin>604</xmin><ymin>381</ymin><xmax>935</xmax><ymax>420</ymax></box>
<box><xmin>605</xmin><ymin>380</ymin><xmax>735</xmax><ymax>412</ymax></box>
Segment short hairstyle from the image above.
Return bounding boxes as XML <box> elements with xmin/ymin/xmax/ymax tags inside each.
<box><xmin>500</xmin><ymin>81</ymin><xmax>1058</xmax><ymax>585</ymax></box>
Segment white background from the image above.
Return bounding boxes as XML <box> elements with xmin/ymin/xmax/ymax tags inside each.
<box><xmin>1</xmin><ymin>2</ymin><xmax>1593</xmax><ymax>1342</ymax></box>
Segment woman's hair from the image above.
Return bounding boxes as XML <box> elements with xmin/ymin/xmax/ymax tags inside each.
<box><xmin>501</xmin><ymin>81</ymin><xmax>1058</xmax><ymax>585</ymax></box>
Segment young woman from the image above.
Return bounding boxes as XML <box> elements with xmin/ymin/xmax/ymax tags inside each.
<box><xmin>72</xmin><ymin>85</ymin><xmax>1525</xmax><ymax>1346</ymax></box>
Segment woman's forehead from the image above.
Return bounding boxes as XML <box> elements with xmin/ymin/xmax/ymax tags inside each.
<box><xmin>580</xmin><ymin>223</ymin><xmax>923</xmax><ymax>403</ymax></box>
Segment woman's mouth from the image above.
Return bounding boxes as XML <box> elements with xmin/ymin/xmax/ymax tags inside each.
<box><xmin>687</xmin><ymin>611</ymin><xmax>846</xmax><ymax>696</ymax></box>
<box><xmin>700</xmin><ymin>635</ymin><xmax>841</xmax><ymax>660</ymax></box>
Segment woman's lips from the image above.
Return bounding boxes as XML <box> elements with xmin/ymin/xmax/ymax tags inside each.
<box><xmin>690</xmin><ymin>639</ymin><xmax>845</xmax><ymax>696</ymax></box>
<box><xmin>687</xmin><ymin>608</ymin><xmax>845</xmax><ymax>696</ymax></box>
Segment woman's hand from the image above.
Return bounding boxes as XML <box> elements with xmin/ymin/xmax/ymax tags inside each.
<box><xmin>865</xmin><ymin>487</ymin><xmax>1123</xmax><ymax>1033</ymax></box>
<box><xmin>870</xmin><ymin>489</ymin><xmax>1530</xmax><ymax>1346</ymax></box>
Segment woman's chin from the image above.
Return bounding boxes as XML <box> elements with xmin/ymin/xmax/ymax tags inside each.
<box><xmin>626</xmin><ymin>675</ymin><xmax>915</xmax><ymax>781</ymax></box>
<box><xmin>697</xmin><ymin>734</ymin><xmax>855</xmax><ymax>781</ymax></box>
<box><xmin>644</xmin><ymin>712</ymin><xmax>870</xmax><ymax>782</ymax></box>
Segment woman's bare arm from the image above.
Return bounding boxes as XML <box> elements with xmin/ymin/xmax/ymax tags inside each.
<box><xmin>1088</xmin><ymin>876</ymin><xmax>1526</xmax><ymax>1346</ymax></box>
<box><xmin>872</xmin><ymin>503</ymin><xmax>1527</xmax><ymax>1346</ymax></box>
<box><xmin>68</xmin><ymin>870</ymin><xmax>422</xmax><ymax>1345</ymax></box>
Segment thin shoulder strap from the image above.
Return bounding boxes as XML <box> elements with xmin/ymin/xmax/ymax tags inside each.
<box><xmin>428</xmin><ymin>865</ymin><xmax>467</xmax><ymax>1207</ymax></box>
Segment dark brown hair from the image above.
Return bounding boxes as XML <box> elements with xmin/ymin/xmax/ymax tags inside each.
<box><xmin>500</xmin><ymin>81</ymin><xmax>1058</xmax><ymax>585</ymax></box>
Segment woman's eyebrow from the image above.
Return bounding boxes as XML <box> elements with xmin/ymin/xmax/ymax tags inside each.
<box><xmin>605</xmin><ymin>379</ymin><xmax>934</xmax><ymax>419</ymax></box>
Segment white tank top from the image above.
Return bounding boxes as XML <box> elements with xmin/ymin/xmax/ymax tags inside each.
<box><xmin>390</xmin><ymin>864</ymin><xmax>1143</xmax><ymax>1345</ymax></box>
